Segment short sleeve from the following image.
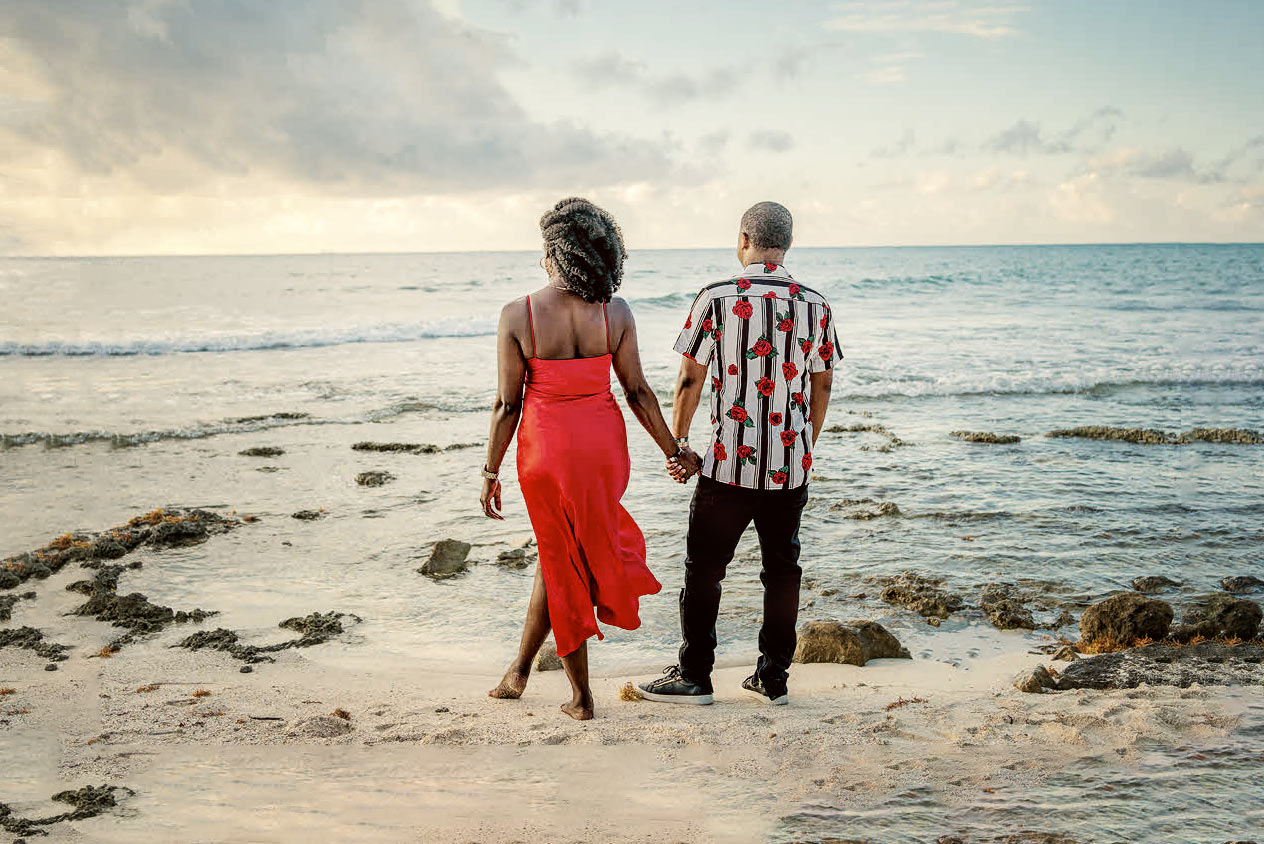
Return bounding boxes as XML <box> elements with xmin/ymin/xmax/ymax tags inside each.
<box><xmin>673</xmin><ymin>292</ymin><xmax>718</xmax><ymax>366</ymax></box>
<box><xmin>809</xmin><ymin>303</ymin><xmax>843</xmax><ymax>373</ymax></box>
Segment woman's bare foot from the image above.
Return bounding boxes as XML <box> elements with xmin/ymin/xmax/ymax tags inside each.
<box><xmin>488</xmin><ymin>666</ymin><xmax>530</xmax><ymax>699</ymax></box>
<box><xmin>559</xmin><ymin>693</ymin><xmax>594</xmax><ymax>721</ymax></box>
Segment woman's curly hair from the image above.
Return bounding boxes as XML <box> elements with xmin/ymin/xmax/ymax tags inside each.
<box><xmin>539</xmin><ymin>197</ymin><xmax>626</xmax><ymax>304</ymax></box>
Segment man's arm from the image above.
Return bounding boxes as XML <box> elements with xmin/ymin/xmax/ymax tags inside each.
<box><xmin>672</xmin><ymin>356</ymin><xmax>708</xmax><ymax>439</ymax></box>
<box><xmin>808</xmin><ymin>369</ymin><xmax>833</xmax><ymax>445</ymax></box>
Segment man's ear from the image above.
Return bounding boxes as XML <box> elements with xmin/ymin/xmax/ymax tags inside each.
<box><xmin>738</xmin><ymin>232</ymin><xmax>750</xmax><ymax>249</ymax></box>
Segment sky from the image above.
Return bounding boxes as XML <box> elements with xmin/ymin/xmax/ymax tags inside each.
<box><xmin>0</xmin><ymin>0</ymin><xmax>1262</xmax><ymax>255</ymax></box>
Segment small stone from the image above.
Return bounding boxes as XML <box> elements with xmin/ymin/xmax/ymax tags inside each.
<box><xmin>1079</xmin><ymin>592</ymin><xmax>1173</xmax><ymax>646</ymax></box>
<box><xmin>418</xmin><ymin>539</ymin><xmax>471</xmax><ymax>577</ymax></box>
<box><xmin>879</xmin><ymin>572</ymin><xmax>964</xmax><ymax>620</ymax></box>
<box><xmin>1171</xmin><ymin>593</ymin><xmax>1262</xmax><ymax>642</ymax></box>
<box><xmin>1131</xmin><ymin>575</ymin><xmax>1181</xmax><ymax>594</ymax></box>
<box><xmin>1051</xmin><ymin>645</ymin><xmax>1080</xmax><ymax>662</ymax></box>
<box><xmin>291</xmin><ymin>510</ymin><xmax>323</xmax><ymax>521</ymax></box>
<box><xmin>948</xmin><ymin>430</ymin><xmax>1021</xmax><ymax>444</ymax></box>
<box><xmin>1013</xmin><ymin>664</ymin><xmax>1056</xmax><ymax>694</ymax></box>
<box><xmin>239</xmin><ymin>446</ymin><xmax>285</xmax><ymax>457</ymax></box>
<box><xmin>355</xmin><ymin>470</ymin><xmax>395</xmax><ymax>487</ymax></box>
<box><xmin>793</xmin><ymin>619</ymin><xmax>911</xmax><ymax>666</ymax></box>
<box><xmin>45</xmin><ymin>663</ymin><xmax>58</xmax><ymax>671</ymax></box>
<box><xmin>496</xmin><ymin>548</ymin><xmax>532</xmax><ymax>568</ymax></box>
<box><xmin>535</xmin><ymin>642</ymin><xmax>563</xmax><ymax>671</ymax></box>
<box><xmin>240</xmin><ymin>665</ymin><xmax>254</xmax><ymax>673</ymax></box>
<box><xmin>1221</xmin><ymin>575</ymin><xmax>1264</xmax><ymax>594</ymax></box>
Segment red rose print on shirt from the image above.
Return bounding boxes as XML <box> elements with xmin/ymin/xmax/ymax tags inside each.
<box><xmin>735</xmin><ymin>444</ymin><xmax>756</xmax><ymax>466</ymax></box>
<box><xmin>802</xmin><ymin>453</ymin><xmax>812</xmax><ymax>471</ymax></box>
<box><xmin>684</xmin><ymin>315</ymin><xmax>692</xmax><ymax>329</ymax></box>
<box><xmin>714</xmin><ymin>441</ymin><xmax>727</xmax><ymax>461</ymax></box>
<box><xmin>776</xmin><ymin>311</ymin><xmax>794</xmax><ymax>332</ymax></box>
<box><xmin>727</xmin><ymin>363</ymin><xmax>739</xmax><ymax>375</ymax></box>
<box><xmin>800</xmin><ymin>336</ymin><xmax>814</xmax><ymax>356</ymax></box>
<box><xmin>820</xmin><ymin>308</ymin><xmax>830</xmax><ymax>331</ymax></box>
<box><xmin>791</xmin><ymin>392</ymin><xmax>807</xmax><ymax>412</ymax></box>
<box><xmin>682</xmin><ymin>351</ymin><xmax>696</xmax><ymax>362</ymax></box>
<box><xmin>769</xmin><ymin>412</ymin><xmax>783</xmax><ymax>426</ymax></box>
<box><xmin>711</xmin><ymin>376</ymin><xmax>721</xmax><ymax>391</ymax></box>
<box><xmin>727</xmin><ymin>400</ymin><xmax>755</xmax><ymax>428</ymax></box>
<box><xmin>780</xmin><ymin>430</ymin><xmax>798</xmax><ymax>447</ymax></box>
<box><xmin>782</xmin><ymin>361</ymin><xmax>798</xmax><ymax>379</ymax></box>
<box><xmin>756</xmin><ymin>377</ymin><xmax>775</xmax><ymax>397</ymax></box>
<box><xmin>701</xmin><ymin>318</ymin><xmax>714</xmax><ymax>332</ymax></box>
<box><xmin>735</xmin><ymin>278</ymin><xmax>752</xmax><ymax>291</ymax></box>
<box><xmin>788</xmin><ymin>283</ymin><xmax>805</xmax><ymax>301</ymax></box>
<box><xmin>762</xmin><ymin>291</ymin><xmax>778</xmax><ymax>299</ymax></box>
<box><xmin>769</xmin><ymin>466</ymin><xmax>789</xmax><ymax>484</ymax></box>
<box><xmin>746</xmin><ymin>335</ymin><xmax>777</xmax><ymax>359</ymax></box>
<box><xmin>733</xmin><ymin>300</ymin><xmax>754</xmax><ymax>319</ymax></box>
<box><xmin>763</xmin><ymin>262</ymin><xmax>778</xmax><ymax>273</ymax></box>
<box><xmin>818</xmin><ymin>341</ymin><xmax>835</xmax><ymax>361</ymax></box>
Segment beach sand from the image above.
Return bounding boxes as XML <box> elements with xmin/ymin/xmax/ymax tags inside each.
<box><xmin>3</xmin><ymin>610</ymin><xmax>1252</xmax><ymax>843</ymax></box>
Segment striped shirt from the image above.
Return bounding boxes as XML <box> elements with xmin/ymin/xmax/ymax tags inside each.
<box><xmin>673</xmin><ymin>262</ymin><xmax>842</xmax><ymax>490</ymax></box>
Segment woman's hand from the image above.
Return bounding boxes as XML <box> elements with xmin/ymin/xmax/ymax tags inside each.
<box><xmin>667</xmin><ymin>447</ymin><xmax>702</xmax><ymax>483</ymax></box>
<box><xmin>481</xmin><ymin>477</ymin><xmax>504</xmax><ymax>520</ymax></box>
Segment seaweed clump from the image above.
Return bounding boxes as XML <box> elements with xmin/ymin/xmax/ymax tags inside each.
<box><xmin>178</xmin><ymin>611</ymin><xmax>360</xmax><ymax>664</ymax></box>
<box><xmin>0</xmin><ymin>784</ymin><xmax>134</xmax><ymax>836</ymax></box>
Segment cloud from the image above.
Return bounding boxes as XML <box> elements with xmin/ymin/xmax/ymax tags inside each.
<box><xmin>984</xmin><ymin>108</ymin><xmax>1122</xmax><ymax>156</ymax></box>
<box><xmin>0</xmin><ymin>0</ymin><xmax>675</xmax><ymax>199</ymax></box>
<box><xmin>749</xmin><ymin>130</ymin><xmax>794</xmax><ymax>153</ymax></box>
<box><xmin>984</xmin><ymin>120</ymin><xmax>1071</xmax><ymax>155</ymax></box>
<box><xmin>870</xmin><ymin>129</ymin><xmax>917</xmax><ymax>158</ymax></box>
<box><xmin>575</xmin><ymin>51</ymin><xmax>738</xmax><ymax>105</ymax></box>
<box><xmin>859</xmin><ymin>50</ymin><xmax>923</xmax><ymax>85</ymax></box>
<box><xmin>825</xmin><ymin>1</ymin><xmax>1029</xmax><ymax>39</ymax></box>
<box><xmin>1129</xmin><ymin>148</ymin><xmax>1196</xmax><ymax>180</ymax></box>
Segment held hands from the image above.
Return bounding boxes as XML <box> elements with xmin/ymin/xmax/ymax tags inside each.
<box><xmin>667</xmin><ymin>447</ymin><xmax>702</xmax><ymax>484</ymax></box>
<box><xmin>480</xmin><ymin>477</ymin><xmax>504</xmax><ymax>520</ymax></box>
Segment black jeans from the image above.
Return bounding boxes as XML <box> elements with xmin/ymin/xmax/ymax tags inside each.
<box><xmin>678</xmin><ymin>475</ymin><xmax>809</xmax><ymax>690</ymax></box>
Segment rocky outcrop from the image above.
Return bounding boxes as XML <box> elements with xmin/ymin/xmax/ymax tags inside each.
<box><xmin>825</xmin><ymin>422</ymin><xmax>907</xmax><ymax>450</ymax></box>
<box><xmin>496</xmin><ymin>548</ymin><xmax>533</xmax><ymax>569</ymax></box>
<box><xmin>292</xmin><ymin>510</ymin><xmax>324</xmax><ymax>521</ymax></box>
<box><xmin>981</xmin><ymin>583</ymin><xmax>1037</xmax><ymax>630</ymax></box>
<box><xmin>1078</xmin><ymin>592</ymin><xmax>1173</xmax><ymax>646</ymax></box>
<box><xmin>1222</xmin><ymin>575</ymin><xmax>1264</xmax><ymax>594</ymax></box>
<box><xmin>1170</xmin><ymin>593</ymin><xmax>1262</xmax><ymax>642</ymax></box>
<box><xmin>355</xmin><ymin>470</ymin><xmax>395</xmax><ymax>487</ymax></box>
<box><xmin>352</xmin><ymin>441</ymin><xmax>480</xmax><ymax>454</ymax></box>
<box><xmin>1054</xmin><ymin>641</ymin><xmax>1264</xmax><ymax>690</ymax></box>
<box><xmin>69</xmin><ymin>559</ymin><xmax>216</xmax><ymax>649</ymax></box>
<box><xmin>949</xmin><ymin>431</ymin><xmax>1021</xmax><ymax>444</ymax></box>
<box><xmin>829</xmin><ymin>498</ymin><xmax>902</xmax><ymax>519</ymax></box>
<box><xmin>418</xmin><ymin>540</ymin><xmax>471</xmax><ymax>577</ymax></box>
<box><xmin>879</xmin><ymin>573</ymin><xmax>964</xmax><ymax>620</ymax></box>
<box><xmin>1131</xmin><ymin>575</ymin><xmax>1181</xmax><ymax>594</ymax></box>
<box><xmin>1047</xmin><ymin>426</ymin><xmax>1262</xmax><ymax>445</ymax></box>
<box><xmin>177</xmin><ymin>611</ymin><xmax>360</xmax><ymax>664</ymax></box>
<box><xmin>0</xmin><ymin>626</ymin><xmax>70</xmax><ymax>661</ymax></box>
<box><xmin>239</xmin><ymin>446</ymin><xmax>285</xmax><ymax>457</ymax></box>
<box><xmin>0</xmin><ymin>591</ymin><xmax>34</xmax><ymax>622</ymax></box>
<box><xmin>792</xmin><ymin>619</ymin><xmax>911</xmax><ymax>666</ymax></box>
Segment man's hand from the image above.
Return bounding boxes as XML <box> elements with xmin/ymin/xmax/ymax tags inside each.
<box><xmin>667</xmin><ymin>447</ymin><xmax>702</xmax><ymax>483</ymax></box>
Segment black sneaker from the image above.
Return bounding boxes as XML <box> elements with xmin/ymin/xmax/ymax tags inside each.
<box><xmin>741</xmin><ymin>673</ymin><xmax>788</xmax><ymax>706</ymax></box>
<box><xmin>637</xmin><ymin>665</ymin><xmax>714</xmax><ymax>705</ymax></box>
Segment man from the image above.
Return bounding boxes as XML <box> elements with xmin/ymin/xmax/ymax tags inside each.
<box><xmin>639</xmin><ymin>201</ymin><xmax>841</xmax><ymax>706</ymax></box>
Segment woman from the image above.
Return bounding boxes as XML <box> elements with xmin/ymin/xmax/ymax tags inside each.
<box><xmin>480</xmin><ymin>197</ymin><xmax>700</xmax><ymax>721</ymax></box>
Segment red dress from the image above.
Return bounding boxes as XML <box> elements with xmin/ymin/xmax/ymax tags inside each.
<box><xmin>516</xmin><ymin>298</ymin><xmax>662</xmax><ymax>657</ymax></box>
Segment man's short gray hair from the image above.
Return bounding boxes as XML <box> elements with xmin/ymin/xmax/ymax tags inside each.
<box><xmin>740</xmin><ymin>201</ymin><xmax>793</xmax><ymax>251</ymax></box>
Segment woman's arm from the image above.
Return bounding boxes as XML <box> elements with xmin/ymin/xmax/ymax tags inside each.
<box><xmin>481</xmin><ymin>300</ymin><xmax>529</xmax><ymax>519</ymax></box>
<box><xmin>609</xmin><ymin>298</ymin><xmax>699</xmax><ymax>475</ymax></box>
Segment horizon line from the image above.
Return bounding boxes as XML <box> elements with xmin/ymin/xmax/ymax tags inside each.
<box><xmin>4</xmin><ymin>240</ymin><xmax>1262</xmax><ymax>261</ymax></box>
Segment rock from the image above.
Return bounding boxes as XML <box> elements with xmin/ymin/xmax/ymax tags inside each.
<box><xmin>45</xmin><ymin>662</ymin><xmax>58</xmax><ymax>671</ymax></box>
<box><xmin>825</xmin><ymin>422</ymin><xmax>907</xmax><ymax>448</ymax></box>
<box><xmin>1050</xmin><ymin>645</ymin><xmax>1080</xmax><ymax>662</ymax></box>
<box><xmin>74</xmin><ymin>590</ymin><xmax>215</xmax><ymax>636</ymax></box>
<box><xmin>351</xmin><ymin>442</ymin><xmax>440</xmax><ymax>454</ymax></box>
<box><xmin>830</xmin><ymin>498</ymin><xmax>902</xmax><ymax>520</ymax></box>
<box><xmin>949</xmin><ymin>430</ymin><xmax>1021</xmax><ymax>444</ymax></box>
<box><xmin>239</xmin><ymin>446</ymin><xmax>285</xmax><ymax>457</ymax></box>
<box><xmin>1222</xmin><ymin>575</ymin><xmax>1264</xmax><ymax>594</ymax></box>
<box><xmin>1013</xmin><ymin>664</ymin><xmax>1057</xmax><ymax>693</ymax></box>
<box><xmin>0</xmin><ymin>570</ymin><xmax>19</xmax><ymax>590</ymax></box>
<box><xmin>418</xmin><ymin>539</ymin><xmax>471</xmax><ymax>577</ymax></box>
<box><xmin>355</xmin><ymin>470</ymin><xmax>395</xmax><ymax>487</ymax></box>
<box><xmin>981</xmin><ymin>583</ymin><xmax>1036</xmax><ymax>630</ymax></box>
<box><xmin>278</xmin><ymin>611</ymin><xmax>357</xmax><ymax>641</ymax></box>
<box><xmin>0</xmin><ymin>626</ymin><xmax>71</xmax><ymax>661</ymax></box>
<box><xmin>28</xmin><ymin>564</ymin><xmax>51</xmax><ymax>579</ymax></box>
<box><xmin>89</xmin><ymin>538</ymin><xmax>128</xmax><ymax>560</ymax></box>
<box><xmin>240</xmin><ymin>664</ymin><xmax>253</xmax><ymax>673</ymax></box>
<box><xmin>1055</xmin><ymin>641</ymin><xmax>1264</xmax><ymax>690</ymax></box>
<box><xmin>0</xmin><ymin>592</ymin><xmax>35</xmax><ymax>622</ymax></box>
<box><xmin>535</xmin><ymin>642</ymin><xmax>563</xmax><ymax>671</ymax></box>
<box><xmin>1078</xmin><ymin>592</ymin><xmax>1173</xmax><ymax>647</ymax></box>
<box><xmin>285</xmin><ymin>714</ymin><xmax>353</xmax><ymax>738</ymax></box>
<box><xmin>147</xmin><ymin>519</ymin><xmax>210</xmax><ymax>548</ymax></box>
<box><xmin>1049</xmin><ymin>608</ymin><xmax>1077</xmax><ymax>629</ymax></box>
<box><xmin>291</xmin><ymin>510</ymin><xmax>323</xmax><ymax>521</ymax></box>
<box><xmin>1170</xmin><ymin>593</ymin><xmax>1262</xmax><ymax>642</ymax></box>
<box><xmin>177</xmin><ymin>611</ymin><xmax>358</xmax><ymax>663</ymax></box>
<box><xmin>1131</xmin><ymin>575</ymin><xmax>1181</xmax><ymax>594</ymax></box>
<box><xmin>1046</xmin><ymin>426</ymin><xmax>1263</xmax><ymax>445</ymax></box>
<box><xmin>879</xmin><ymin>572</ymin><xmax>964</xmax><ymax>620</ymax></box>
<box><xmin>792</xmin><ymin>619</ymin><xmax>911</xmax><ymax>666</ymax></box>
<box><xmin>496</xmin><ymin>548</ymin><xmax>532</xmax><ymax>568</ymax></box>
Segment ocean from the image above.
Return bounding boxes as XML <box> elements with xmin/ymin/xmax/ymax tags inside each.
<box><xmin>2</xmin><ymin>245</ymin><xmax>1263</xmax><ymax>840</ymax></box>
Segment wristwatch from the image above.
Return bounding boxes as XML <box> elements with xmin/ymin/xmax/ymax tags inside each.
<box><xmin>482</xmin><ymin>466</ymin><xmax>499</xmax><ymax>480</ymax></box>
<box><xmin>675</xmin><ymin>437</ymin><xmax>690</xmax><ymax>449</ymax></box>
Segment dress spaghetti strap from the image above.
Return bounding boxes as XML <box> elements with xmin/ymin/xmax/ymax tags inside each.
<box><xmin>602</xmin><ymin>302</ymin><xmax>611</xmax><ymax>355</ymax></box>
<box><xmin>526</xmin><ymin>295</ymin><xmax>537</xmax><ymax>359</ymax></box>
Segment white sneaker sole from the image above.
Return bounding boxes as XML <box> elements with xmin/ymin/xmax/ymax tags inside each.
<box><xmin>743</xmin><ymin>688</ymin><xmax>789</xmax><ymax>706</ymax></box>
<box><xmin>637</xmin><ymin>688</ymin><xmax>714</xmax><ymax>705</ymax></box>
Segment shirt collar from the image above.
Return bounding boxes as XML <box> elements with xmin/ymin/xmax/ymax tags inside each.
<box><xmin>741</xmin><ymin>261</ymin><xmax>793</xmax><ymax>280</ymax></box>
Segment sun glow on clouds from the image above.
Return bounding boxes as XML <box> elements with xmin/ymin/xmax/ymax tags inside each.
<box><xmin>0</xmin><ymin>0</ymin><xmax>1260</xmax><ymax>255</ymax></box>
